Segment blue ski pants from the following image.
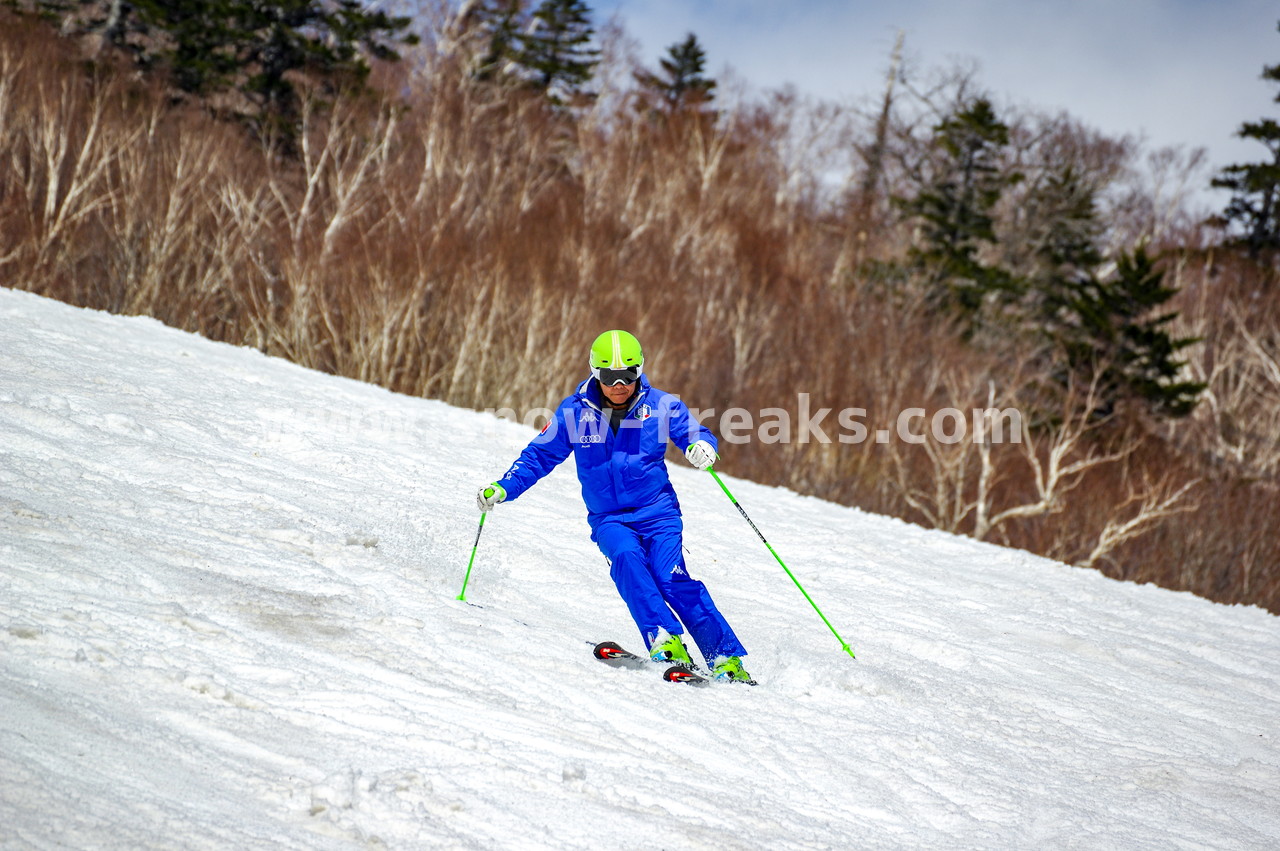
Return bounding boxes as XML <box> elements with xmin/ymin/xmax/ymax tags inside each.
<box><xmin>592</xmin><ymin>510</ymin><xmax>747</xmax><ymax>663</ymax></box>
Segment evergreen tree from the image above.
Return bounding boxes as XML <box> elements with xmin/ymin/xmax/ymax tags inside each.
<box><xmin>467</xmin><ymin>0</ymin><xmax>524</xmax><ymax>83</ymax></box>
<box><xmin>464</xmin><ymin>0</ymin><xmax>597</xmax><ymax>102</ymax></box>
<box><xmin>135</xmin><ymin>1</ymin><xmax>250</xmax><ymax>97</ymax></box>
<box><xmin>1211</xmin><ymin>21</ymin><xmax>1280</xmax><ymax>261</ymax></box>
<box><xmin>897</xmin><ymin>99</ymin><xmax>1202</xmax><ymax>418</ymax></box>
<box><xmin>898</xmin><ymin>97</ymin><xmax>1022</xmax><ymax>321</ymax></box>
<box><xmin>1212</xmin><ymin>119</ymin><xmax>1280</xmax><ymax>260</ymax></box>
<box><xmin>520</xmin><ymin>0</ymin><xmax>598</xmax><ymax>101</ymax></box>
<box><xmin>27</xmin><ymin>0</ymin><xmax>417</xmax><ymax>141</ymax></box>
<box><xmin>635</xmin><ymin>32</ymin><xmax>716</xmax><ymax>113</ymax></box>
<box><xmin>1001</xmin><ymin>159</ymin><xmax>1202</xmax><ymax>418</ymax></box>
<box><xmin>1052</xmin><ymin>248</ymin><xmax>1203</xmax><ymax>417</ymax></box>
<box><xmin>31</xmin><ymin>0</ymin><xmax>150</xmax><ymax>62</ymax></box>
<box><xmin>1021</xmin><ymin>163</ymin><xmax>1105</xmax><ymax>332</ymax></box>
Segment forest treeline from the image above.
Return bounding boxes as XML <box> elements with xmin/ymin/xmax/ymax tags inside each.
<box><xmin>2</xmin><ymin>2</ymin><xmax>1277</xmax><ymax>611</ymax></box>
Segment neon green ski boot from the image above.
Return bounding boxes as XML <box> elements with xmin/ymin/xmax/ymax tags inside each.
<box><xmin>649</xmin><ymin>630</ymin><xmax>693</xmax><ymax>667</ymax></box>
<box><xmin>711</xmin><ymin>655</ymin><xmax>756</xmax><ymax>684</ymax></box>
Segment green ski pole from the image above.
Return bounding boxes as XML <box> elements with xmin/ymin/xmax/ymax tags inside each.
<box><xmin>708</xmin><ymin>467</ymin><xmax>855</xmax><ymax>659</ymax></box>
<box><xmin>457</xmin><ymin>511</ymin><xmax>487</xmax><ymax>601</ymax></box>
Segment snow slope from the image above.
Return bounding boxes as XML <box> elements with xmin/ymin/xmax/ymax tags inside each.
<box><xmin>2</xmin><ymin>287</ymin><xmax>1278</xmax><ymax>850</ymax></box>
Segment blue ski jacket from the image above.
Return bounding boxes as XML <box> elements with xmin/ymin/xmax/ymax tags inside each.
<box><xmin>496</xmin><ymin>375</ymin><xmax>716</xmax><ymax>527</ymax></box>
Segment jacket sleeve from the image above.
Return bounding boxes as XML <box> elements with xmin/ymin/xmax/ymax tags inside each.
<box><xmin>496</xmin><ymin>405</ymin><xmax>573</xmax><ymax>502</ymax></box>
<box><xmin>666</xmin><ymin>394</ymin><xmax>717</xmax><ymax>454</ymax></box>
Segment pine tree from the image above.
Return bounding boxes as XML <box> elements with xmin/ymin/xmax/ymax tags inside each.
<box><xmin>1211</xmin><ymin>21</ymin><xmax>1280</xmax><ymax>261</ymax></box>
<box><xmin>635</xmin><ymin>33</ymin><xmax>716</xmax><ymax>113</ymax></box>
<box><xmin>896</xmin><ymin>99</ymin><xmax>1202</xmax><ymax>418</ymax></box>
<box><xmin>1212</xmin><ymin>118</ymin><xmax>1280</xmax><ymax>260</ymax></box>
<box><xmin>463</xmin><ymin>0</ymin><xmax>597</xmax><ymax>102</ymax></box>
<box><xmin>136</xmin><ymin>1</ymin><xmax>250</xmax><ymax>97</ymax></box>
<box><xmin>1005</xmin><ymin>161</ymin><xmax>1202</xmax><ymax>418</ymax></box>
<box><xmin>26</xmin><ymin>0</ymin><xmax>417</xmax><ymax>142</ymax></box>
<box><xmin>467</xmin><ymin>0</ymin><xmax>524</xmax><ymax>83</ymax></box>
<box><xmin>1053</xmin><ymin>248</ymin><xmax>1203</xmax><ymax>417</ymax></box>
<box><xmin>898</xmin><ymin>97</ymin><xmax>1022</xmax><ymax>321</ymax></box>
<box><xmin>520</xmin><ymin>0</ymin><xmax>598</xmax><ymax>102</ymax></box>
<box><xmin>1022</xmin><ymin>163</ymin><xmax>1106</xmax><ymax>333</ymax></box>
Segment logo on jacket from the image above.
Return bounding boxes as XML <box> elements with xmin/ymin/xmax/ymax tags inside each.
<box><xmin>636</xmin><ymin>404</ymin><xmax>653</xmax><ymax>420</ymax></box>
<box><xmin>670</xmin><ymin>563</ymin><xmax>687</xmax><ymax>576</ymax></box>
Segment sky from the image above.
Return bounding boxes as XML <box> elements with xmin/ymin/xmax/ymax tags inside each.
<box><xmin>594</xmin><ymin>0</ymin><xmax>1279</xmax><ymax>208</ymax></box>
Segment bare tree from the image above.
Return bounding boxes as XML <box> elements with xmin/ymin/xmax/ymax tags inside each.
<box><xmin>1079</xmin><ymin>474</ymin><xmax>1199</xmax><ymax>571</ymax></box>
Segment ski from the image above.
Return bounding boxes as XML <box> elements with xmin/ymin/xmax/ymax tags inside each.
<box><xmin>661</xmin><ymin>665</ymin><xmax>708</xmax><ymax>685</ymax></box>
<box><xmin>591</xmin><ymin>640</ymin><xmax>649</xmax><ymax>671</ymax></box>
<box><xmin>591</xmin><ymin>641</ymin><xmax>708</xmax><ymax>686</ymax></box>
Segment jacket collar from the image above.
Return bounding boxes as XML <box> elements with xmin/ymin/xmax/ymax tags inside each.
<box><xmin>577</xmin><ymin>373</ymin><xmax>651</xmax><ymax>414</ymax></box>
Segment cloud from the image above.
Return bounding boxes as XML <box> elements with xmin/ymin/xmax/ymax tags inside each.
<box><xmin>598</xmin><ymin>0</ymin><xmax>1279</xmax><ymax>181</ymax></box>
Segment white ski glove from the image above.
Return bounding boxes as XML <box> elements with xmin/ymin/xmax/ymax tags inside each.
<box><xmin>684</xmin><ymin>440</ymin><xmax>717</xmax><ymax>470</ymax></box>
<box><xmin>476</xmin><ymin>482</ymin><xmax>506</xmax><ymax>512</ymax></box>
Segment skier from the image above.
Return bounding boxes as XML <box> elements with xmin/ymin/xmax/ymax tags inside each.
<box><xmin>476</xmin><ymin>330</ymin><xmax>752</xmax><ymax>683</ymax></box>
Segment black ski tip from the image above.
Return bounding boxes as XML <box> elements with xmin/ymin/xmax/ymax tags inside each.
<box><xmin>592</xmin><ymin>641</ymin><xmax>625</xmax><ymax>659</ymax></box>
<box><xmin>662</xmin><ymin>665</ymin><xmax>709</xmax><ymax>686</ymax></box>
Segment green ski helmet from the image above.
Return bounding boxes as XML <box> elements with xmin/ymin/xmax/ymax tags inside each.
<box><xmin>589</xmin><ymin>330</ymin><xmax>644</xmax><ymax>385</ymax></box>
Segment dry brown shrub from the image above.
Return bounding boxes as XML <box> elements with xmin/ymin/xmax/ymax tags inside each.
<box><xmin>2</xmin><ymin>9</ymin><xmax>1275</xmax><ymax>611</ymax></box>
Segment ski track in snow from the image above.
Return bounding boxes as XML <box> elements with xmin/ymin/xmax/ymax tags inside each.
<box><xmin>1</xmin><ymin>287</ymin><xmax>1278</xmax><ymax>849</ymax></box>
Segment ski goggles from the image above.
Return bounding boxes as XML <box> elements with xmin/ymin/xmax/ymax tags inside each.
<box><xmin>592</xmin><ymin>365</ymin><xmax>641</xmax><ymax>386</ymax></box>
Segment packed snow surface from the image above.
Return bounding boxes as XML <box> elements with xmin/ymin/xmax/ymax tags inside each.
<box><xmin>2</xmin><ymin>287</ymin><xmax>1279</xmax><ymax>849</ymax></box>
